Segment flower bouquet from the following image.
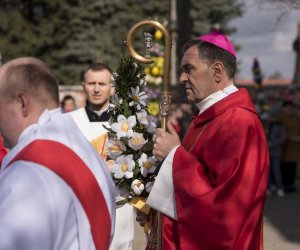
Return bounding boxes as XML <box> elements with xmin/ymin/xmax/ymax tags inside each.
<box><xmin>105</xmin><ymin>56</ymin><xmax>158</xmax><ymax>214</ymax></box>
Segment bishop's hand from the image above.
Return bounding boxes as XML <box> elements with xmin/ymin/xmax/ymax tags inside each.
<box><xmin>153</xmin><ymin>120</ymin><xmax>181</xmax><ymax>161</ymax></box>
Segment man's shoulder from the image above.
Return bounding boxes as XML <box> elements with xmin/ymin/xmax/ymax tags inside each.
<box><xmin>70</xmin><ymin>107</ymin><xmax>87</xmax><ymax>118</ymax></box>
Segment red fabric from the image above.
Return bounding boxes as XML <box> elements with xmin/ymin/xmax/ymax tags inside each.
<box><xmin>0</xmin><ymin>137</ymin><xmax>7</xmax><ymax>164</ymax></box>
<box><xmin>162</xmin><ymin>88</ymin><xmax>269</xmax><ymax>250</ymax></box>
<box><xmin>171</xmin><ymin>120</ymin><xmax>182</xmax><ymax>134</ymax></box>
<box><xmin>8</xmin><ymin>139</ymin><xmax>111</xmax><ymax>250</ymax></box>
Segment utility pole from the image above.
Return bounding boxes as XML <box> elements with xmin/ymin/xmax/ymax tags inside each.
<box><xmin>170</xmin><ymin>0</ymin><xmax>177</xmax><ymax>85</ymax></box>
<box><xmin>293</xmin><ymin>21</ymin><xmax>300</xmax><ymax>85</ymax></box>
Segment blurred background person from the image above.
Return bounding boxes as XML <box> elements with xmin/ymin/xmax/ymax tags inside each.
<box><xmin>178</xmin><ymin>101</ymin><xmax>193</xmax><ymax>140</ymax></box>
<box><xmin>267</xmin><ymin>110</ymin><xmax>286</xmax><ymax>197</ymax></box>
<box><xmin>280</xmin><ymin>99</ymin><xmax>300</xmax><ymax>192</ymax></box>
<box><xmin>252</xmin><ymin>57</ymin><xmax>263</xmax><ymax>87</ymax></box>
<box><xmin>169</xmin><ymin>104</ymin><xmax>183</xmax><ymax>135</ymax></box>
<box><xmin>60</xmin><ymin>94</ymin><xmax>76</xmax><ymax>113</ymax></box>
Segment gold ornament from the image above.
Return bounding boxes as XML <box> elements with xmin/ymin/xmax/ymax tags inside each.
<box><xmin>154</xmin><ymin>30</ymin><xmax>163</xmax><ymax>40</ymax></box>
<box><xmin>151</xmin><ymin>66</ymin><xmax>159</xmax><ymax>76</ymax></box>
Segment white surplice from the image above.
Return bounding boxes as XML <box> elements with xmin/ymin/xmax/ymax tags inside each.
<box><xmin>71</xmin><ymin>107</ymin><xmax>135</xmax><ymax>250</ymax></box>
<box><xmin>0</xmin><ymin>109</ymin><xmax>116</xmax><ymax>250</ymax></box>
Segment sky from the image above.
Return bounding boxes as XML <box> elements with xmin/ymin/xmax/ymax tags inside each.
<box><xmin>228</xmin><ymin>0</ymin><xmax>300</xmax><ymax>80</ymax></box>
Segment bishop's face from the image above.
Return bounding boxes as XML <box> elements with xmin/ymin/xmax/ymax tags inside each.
<box><xmin>179</xmin><ymin>45</ymin><xmax>215</xmax><ymax>104</ymax></box>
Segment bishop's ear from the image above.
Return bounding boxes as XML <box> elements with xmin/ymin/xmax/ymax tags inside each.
<box><xmin>211</xmin><ymin>62</ymin><xmax>224</xmax><ymax>83</ymax></box>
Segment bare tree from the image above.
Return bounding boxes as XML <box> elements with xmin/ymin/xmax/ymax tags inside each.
<box><xmin>252</xmin><ymin>0</ymin><xmax>300</xmax><ymax>28</ymax></box>
<box><xmin>255</xmin><ymin>0</ymin><xmax>300</xmax><ymax>10</ymax></box>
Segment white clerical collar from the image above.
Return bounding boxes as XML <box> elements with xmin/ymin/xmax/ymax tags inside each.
<box><xmin>196</xmin><ymin>84</ymin><xmax>238</xmax><ymax>115</ymax></box>
<box><xmin>93</xmin><ymin>109</ymin><xmax>108</xmax><ymax>116</ymax></box>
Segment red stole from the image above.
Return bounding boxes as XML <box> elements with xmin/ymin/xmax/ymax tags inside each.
<box><xmin>7</xmin><ymin>139</ymin><xmax>111</xmax><ymax>250</ymax></box>
<box><xmin>0</xmin><ymin>138</ymin><xmax>7</xmax><ymax>163</ymax></box>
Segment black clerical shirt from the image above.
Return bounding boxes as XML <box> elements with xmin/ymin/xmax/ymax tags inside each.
<box><xmin>85</xmin><ymin>106</ymin><xmax>111</xmax><ymax>122</ymax></box>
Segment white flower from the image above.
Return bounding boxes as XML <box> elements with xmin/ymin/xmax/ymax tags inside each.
<box><xmin>136</xmin><ymin>111</ymin><xmax>156</xmax><ymax>133</ymax></box>
<box><xmin>146</xmin><ymin>181</ymin><xmax>154</xmax><ymax>193</ymax></box>
<box><xmin>129</xmin><ymin>86</ymin><xmax>148</xmax><ymax>110</ymax></box>
<box><xmin>131</xmin><ymin>179</ymin><xmax>145</xmax><ymax>195</ymax></box>
<box><xmin>145</xmin><ymin>74</ymin><xmax>153</xmax><ymax>83</ymax></box>
<box><xmin>109</xmin><ymin>94</ymin><xmax>123</xmax><ymax>110</ymax></box>
<box><xmin>154</xmin><ymin>76</ymin><xmax>163</xmax><ymax>85</ymax></box>
<box><xmin>140</xmin><ymin>78</ymin><xmax>146</xmax><ymax>87</ymax></box>
<box><xmin>128</xmin><ymin>132</ymin><xmax>146</xmax><ymax>150</ymax></box>
<box><xmin>138</xmin><ymin>153</ymin><xmax>157</xmax><ymax>177</ymax></box>
<box><xmin>110</xmin><ymin>75</ymin><xmax>116</xmax><ymax>86</ymax></box>
<box><xmin>109</xmin><ymin>103</ymin><xmax>115</xmax><ymax>110</ymax></box>
<box><xmin>111</xmin><ymin>155</ymin><xmax>135</xmax><ymax>179</ymax></box>
<box><xmin>106</xmin><ymin>138</ymin><xmax>126</xmax><ymax>160</ymax></box>
<box><xmin>111</xmin><ymin>115</ymin><xmax>136</xmax><ymax>139</ymax></box>
<box><xmin>136</xmin><ymin>110</ymin><xmax>149</xmax><ymax>127</ymax></box>
<box><xmin>113</xmin><ymin>94</ymin><xmax>123</xmax><ymax>104</ymax></box>
<box><xmin>147</xmin><ymin>115</ymin><xmax>157</xmax><ymax>134</ymax></box>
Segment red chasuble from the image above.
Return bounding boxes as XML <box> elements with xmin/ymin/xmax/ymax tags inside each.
<box><xmin>162</xmin><ymin>88</ymin><xmax>269</xmax><ymax>250</ymax></box>
<box><xmin>8</xmin><ymin>140</ymin><xmax>111</xmax><ymax>250</ymax></box>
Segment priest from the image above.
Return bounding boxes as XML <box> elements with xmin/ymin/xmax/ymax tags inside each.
<box><xmin>70</xmin><ymin>62</ymin><xmax>135</xmax><ymax>250</ymax></box>
<box><xmin>0</xmin><ymin>57</ymin><xmax>115</xmax><ymax>250</ymax></box>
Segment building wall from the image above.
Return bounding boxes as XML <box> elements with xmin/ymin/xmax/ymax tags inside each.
<box><xmin>59</xmin><ymin>85</ymin><xmax>86</xmax><ymax>109</ymax></box>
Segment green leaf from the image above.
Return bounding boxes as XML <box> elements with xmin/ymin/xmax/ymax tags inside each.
<box><xmin>120</xmin><ymin>137</ymin><xmax>129</xmax><ymax>145</ymax></box>
<box><xmin>123</xmin><ymin>101</ymin><xmax>132</xmax><ymax>117</ymax></box>
<box><xmin>107</xmin><ymin>132</ymin><xmax>117</xmax><ymax>138</ymax></box>
<box><xmin>103</xmin><ymin>124</ymin><xmax>113</xmax><ymax>133</ymax></box>
<box><xmin>143</xmin><ymin>141</ymin><xmax>154</xmax><ymax>152</ymax></box>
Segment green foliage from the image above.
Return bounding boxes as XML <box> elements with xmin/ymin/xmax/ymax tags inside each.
<box><xmin>190</xmin><ymin>0</ymin><xmax>243</xmax><ymax>36</ymax></box>
<box><xmin>107</xmin><ymin>56</ymin><xmax>157</xmax><ymax>197</ymax></box>
<box><xmin>109</xmin><ymin>56</ymin><xmax>146</xmax><ymax>123</ymax></box>
<box><xmin>115</xmin><ymin>57</ymin><xmax>145</xmax><ymax>99</ymax></box>
<box><xmin>0</xmin><ymin>0</ymin><xmax>242</xmax><ymax>85</ymax></box>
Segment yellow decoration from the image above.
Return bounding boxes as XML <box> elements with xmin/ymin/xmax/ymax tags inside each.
<box><xmin>90</xmin><ymin>134</ymin><xmax>109</xmax><ymax>160</ymax></box>
<box><xmin>151</xmin><ymin>66</ymin><xmax>159</xmax><ymax>76</ymax></box>
<box><xmin>144</xmin><ymin>67</ymin><xmax>150</xmax><ymax>75</ymax></box>
<box><xmin>148</xmin><ymin>102</ymin><xmax>159</xmax><ymax>116</ymax></box>
<box><xmin>159</xmin><ymin>67</ymin><xmax>164</xmax><ymax>76</ymax></box>
<box><xmin>156</xmin><ymin>57</ymin><xmax>164</xmax><ymax>67</ymax></box>
<box><xmin>130</xmin><ymin>196</ymin><xmax>150</xmax><ymax>215</ymax></box>
<box><xmin>154</xmin><ymin>30</ymin><xmax>163</xmax><ymax>40</ymax></box>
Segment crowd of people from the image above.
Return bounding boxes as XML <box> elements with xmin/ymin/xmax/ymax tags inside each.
<box><xmin>250</xmin><ymin>85</ymin><xmax>300</xmax><ymax>197</ymax></box>
<box><xmin>0</xmin><ymin>28</ymin><xmax>299</xmax><ymax>250</ymax></box>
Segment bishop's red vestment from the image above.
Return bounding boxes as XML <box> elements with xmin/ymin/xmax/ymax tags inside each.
<box><xmin>162</xmin><ymin>88</ymin><xmax>269</xmax><ymax>250</ymax></box>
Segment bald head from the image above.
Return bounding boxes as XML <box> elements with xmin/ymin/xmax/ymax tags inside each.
<box><xmin>0</xmin><ymin>57</ymin><xmax>59</xmax><ymax>108</ymax></box>
<box><xmin>0</xmin><ymin>57</ymin><xmax>59</xmax><ymax>148</ymax></box>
